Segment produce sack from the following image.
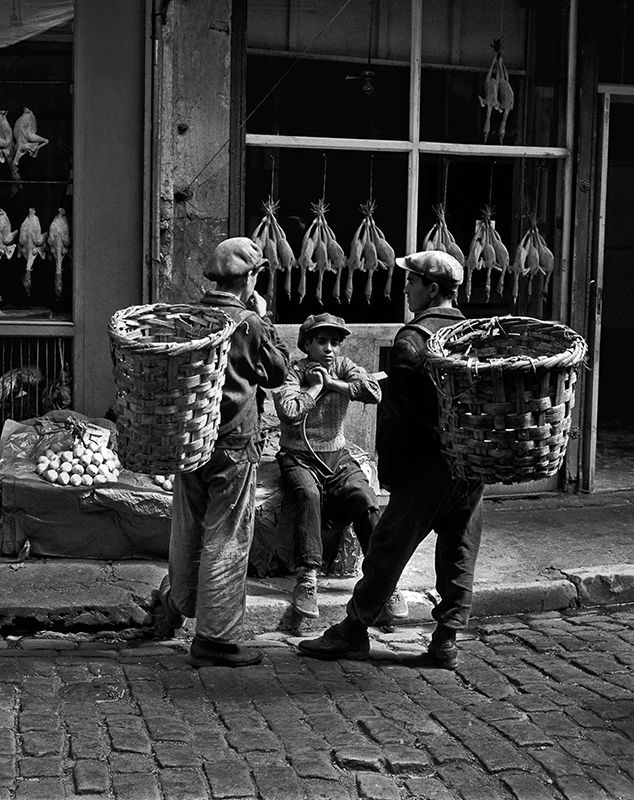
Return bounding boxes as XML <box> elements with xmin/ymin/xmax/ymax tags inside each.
<box><xmin>0</xmin><ymin>411</ymin><xmax>171</xmax><ymax>560</ymax></box>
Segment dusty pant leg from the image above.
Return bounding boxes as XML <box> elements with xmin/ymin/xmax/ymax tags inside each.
<box><xmin>195</xmin><ymin>448</ymin><xmax>257</xmax><ymax>643</ymax></box>
<box><xmin>345</xmin><ymin>469</ymin><xmax>441</xmax><ymax>626</ymax></box>
<box><xmin>168</xmin><ymin>466</ymin><xmax>210</xmax><ymax>618</ymax></box>
<box><xmin>277</xmin><ymin>453</ymin><xmax>324</xmax><ymax>569</ymax></box>
<box><xmin>432</xmin><ymin>480</ymin><xmax>484</xmax><ymax>631</ymax></box>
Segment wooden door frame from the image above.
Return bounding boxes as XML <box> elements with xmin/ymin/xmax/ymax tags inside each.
<box><xmin>581</xmin><ymin>85</ymin><xmax>634</xmax><ymax>491</ymax></box>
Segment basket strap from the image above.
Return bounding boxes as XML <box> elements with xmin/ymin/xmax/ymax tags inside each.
<box><xmin>401</xmin><ymin>321</ymin><xmax>435</xmax><ymax>340</ymax></box>
<box><xmin>216</xmin><ymin>307</ymin><xmax>258</xmax><ymax>439</ymax></box>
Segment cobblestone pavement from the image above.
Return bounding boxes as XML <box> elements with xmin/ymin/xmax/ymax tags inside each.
<box><xmin>0</xmin><ymin>605</ymin><xmax>633</xmax><ymax>800</ymax></box>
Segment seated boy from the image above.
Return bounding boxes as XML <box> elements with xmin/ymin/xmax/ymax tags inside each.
<box><xmin>272</xmin><ymin>312</ymin><xmax>408</xmax><ymax>622</ymax></box>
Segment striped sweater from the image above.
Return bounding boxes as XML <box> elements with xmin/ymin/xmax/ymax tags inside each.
<box><xmin>272</xmin><ymin>355</ymin><xmax>381</xmax><ymax>453</ymax></box>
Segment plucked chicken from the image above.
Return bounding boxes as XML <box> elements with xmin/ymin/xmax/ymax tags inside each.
<box><xmin>19</xmin><ymin>208</ymin><xmax>47</xmax><ymax>296</ymax></box>
<box><xmin>47</xmin><ymin>208</ymin><xmax>71</xmax><ymax>299</ymax></box>
<box><xmin>13</xmin><ymin>107</ymin><xmax>48</xmax><ymax>169</ymax></box>
<box><xmin>0</xmin><ymin>209</ymin><xmax>17</xmax><ymax>260</ymax></box>
<box><xmin>0</xmin><ymin>110</ymin><xmax>21</xmax><ymax>189</ymax></box>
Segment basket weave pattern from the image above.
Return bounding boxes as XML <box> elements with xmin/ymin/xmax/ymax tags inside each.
<box><xmin>109</xmin><ymin>304</ymin><xmax>236</xmax><ymax>474</ymax></box>
<box><xmin>425</xmin><ymin>316</ymin><xmax>588</xmax><ymax>485</ymax></box>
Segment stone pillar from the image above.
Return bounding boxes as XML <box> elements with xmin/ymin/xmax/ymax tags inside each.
<box><xmin>156</xmin><ymin>0</ymin><xmax>233</xmax><ymax>303</ymax></box>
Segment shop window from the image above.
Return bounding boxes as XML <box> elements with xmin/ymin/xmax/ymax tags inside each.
<box><xmin>0</xmin><ymin>10</ymin><xmax>73</xmax><ymax>321</ymax></box>
<box><xmin>0</xmin><ymin>3</ymin><xmax>73</xmax><ymax>421</ymax></box>
<box><xmin>245</xmin><ymin>0</ymin><xmax>571</xmax><ymax>324</ymax></box>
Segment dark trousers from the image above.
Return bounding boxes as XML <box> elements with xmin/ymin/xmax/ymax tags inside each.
<box><xmin>347</xmin><ymin>451</ymin><xmax>484</xmax><ymax>631</ymax></box>
<box><xmin>276</xmin><ymin>448</ymin><xmax>380</xmax><ymax>570</ymax></box>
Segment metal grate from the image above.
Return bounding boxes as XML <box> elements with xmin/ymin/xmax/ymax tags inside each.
<box><xmin>0</xmin><ymin>336</ymin><xmax>72</xmax><ymax>427</ymax></box>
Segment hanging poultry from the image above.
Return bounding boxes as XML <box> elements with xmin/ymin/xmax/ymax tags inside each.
<box><xmin>496</xmin><ymin>49</ymin><xmax>515</xmax><ymax>143</ymax></box>
<box><xmin>346</xmin><ymin>201</ymin><xmax>394</xmax><ymax>303</ymax></box>
<box><xmin>251</xmin><ymin>198</ymin><xmax>295</xmax><ymax>305</ymax></box>
<box><xmin>0</xmin><ymin>209</ymin><xmax>17</xmax><ymax>260</ymax></box>
<box><xmin>479</xmin><ymin>39</ymin><xmax>515</xmax><ymax>144</ymax></box>
<box><xmin>47</xmin><ymin>209</ymin><xmax>71</xmax><ymax>299</ymax></box>
<box><xmin>521</xmin><ymin>215</ymin><xmax>556</xmax><ymax>301</ymax></box>
<box><xmin>19</xmin><ymin>208</ymin><xmax>47</xmax><ymax>297</ymax></box>
<box><xmin>421</xmin><ymin>204</ymin><xmax>465</xmax><ymax>265</ymax></box>
<box><xmin>296</xmin><ymin>199</ymin><xmax>345</xmax><ymax>305</ymax></box>
<box><xmin>464</xmin><ymin>207</ymin><xmax>509</xmax><ymax>302</ymax></box>
<box><xmin>0</xmin><ymin>111</ymin><xmax>20</xmax><ymax>191</ymax></box>
<box><xmin>479</xmin><ymin>44</ymin><xmax>499</xmax><ymax>143</ymax></box>
<box><xmin>13</xmin><ymin>107</ymin><xmax>48</xmax><ymax>169</ymax></box>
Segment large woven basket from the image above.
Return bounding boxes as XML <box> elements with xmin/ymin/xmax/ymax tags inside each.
<box><xmin>424</xmin><ymin>316</ymin><xmax>587</xmax><ymax>485</ymax></box>
<box><xmin>109</xmin><ymin>303</ymin><xmax>236</xmax><ymax>474</ymax></box>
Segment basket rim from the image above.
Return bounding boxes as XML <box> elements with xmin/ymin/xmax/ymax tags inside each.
<box><xmin>425</xmin><ymin>315</ymin><xmax>587</xmax><ymax>374</ymax></box>
<box><xmin>108</xmin><ymin>303</ymin><xmax>236</xmax><ymax>355</ymax></box>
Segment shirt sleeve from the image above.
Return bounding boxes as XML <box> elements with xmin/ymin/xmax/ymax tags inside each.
<box><xmin>338</xmin><ymin>356</ymin><xmax>382</xmax><ymax>404</ymax></box>
<box><xmin>272</xmin><ymin>363</ymin><xmax>316</xmax><ymax>425</ymax></box>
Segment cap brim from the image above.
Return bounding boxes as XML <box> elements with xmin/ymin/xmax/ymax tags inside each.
<box><xmin>395</xmin><ymin>256</ymin><xmax>410</xmax><ymax>270</ymax></box>
<box><xmin>307</xmin><ymin>322</ymin><xmax>351</xmax><ymax>338</ymax></box>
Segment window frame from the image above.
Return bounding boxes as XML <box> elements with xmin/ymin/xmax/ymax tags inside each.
<box><xmin>244</xmin><ymin>0</ymin><xmax>578</xmax><ymax>323</ymax></box>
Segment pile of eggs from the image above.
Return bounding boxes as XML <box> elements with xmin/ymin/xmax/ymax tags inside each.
<box><xmin>35</xmin><ymin>441</ymin><xmax>121</xmax><ymax>487</ymax></box>
<box><xmin>152</xmin><ymin>474</ymin><xmax>174</xmax><ymax>492</ymax></box>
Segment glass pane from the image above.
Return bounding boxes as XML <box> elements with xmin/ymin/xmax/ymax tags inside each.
<box><xmin>246</xmin><ymin>0</ymin><xmax>410</xmax><ymax>140</ymax></box>
<box><xmin>247</xmin><ymin>55</ymin><xmax>409</xmax><ymax>140</ymax></box>
<box><xmin>0</xmin><ymin>19</ymin><xmax>73</xmax><ymax>320</ymax></box>
<box><xmin>245</xmin><ymin>148</ymin><xmax>408</xmax><ymax>324</ymax></box>
<box><xmin>416</xmin><ymin>155</ymin><xmax>559</xmax><ymax>319</ymax></box>
<box><xmin>419</xmin><ymin>0</ymin><xmax>567</xmax><ymax>148</ymax></box>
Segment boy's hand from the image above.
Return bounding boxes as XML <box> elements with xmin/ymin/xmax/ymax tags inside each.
<box><xmin>247</xmin><ymin>290</ymin><xmax>267</xmax><ymax>317</ymax></box>
<box><xmin>303</xmin><ymin>362</ymin><xmax>326</xmax><ymax>388</ymax></box>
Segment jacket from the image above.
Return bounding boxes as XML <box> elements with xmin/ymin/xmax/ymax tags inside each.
<box><xmin>273</xmin><ymin>355</ymin><xmax>381</xmax><ymax>453</ymax></box>
<box><xmin>200</xmin><ymin>291</ymin><xmax>289</xmax><ymax>442</ymax></box>
<box><xmin>376</xmin><ymin>306</ymin><xmax>464</xmax><ymax>488</ymax></box>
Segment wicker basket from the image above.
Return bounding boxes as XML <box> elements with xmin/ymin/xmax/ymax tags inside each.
<box><xmin>424</xmin><ymin>316</ymin><xmax>588</xmax><ymax>485</ymax></box>
<box><xmin>109</xmin><ymin>303</ymin><xmax>236</xmax><ymax>474</ymax></box>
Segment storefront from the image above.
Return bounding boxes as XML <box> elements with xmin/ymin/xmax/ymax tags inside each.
<box><xmin>1</xmin><ymin>0</ymin><xmax>632</xmax><ymax>496</ymax></box>
<box><xmin>0</xmin><ymin>0</ymin><xmax>147</xmax><ymax>424</ymax></box>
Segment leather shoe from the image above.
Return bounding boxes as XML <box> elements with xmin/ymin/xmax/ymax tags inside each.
<box><xmin>427</xmin><ymin>639</ymin><xmax>458</xmax><ymax>670</ymax></box>
<box><xmin>298</xmin><ymin>618</ymin><xmax>370</xmax><ymax>661</ymax></box>
<box><xmin>154</xmin><ymin>575</ymin><xmax>185</xmax><ymax>638</ymax></box>
<box><xmin>189</xmin><ymin>637</ymin><xmax>263</xmax><ymax>668</ymax></box>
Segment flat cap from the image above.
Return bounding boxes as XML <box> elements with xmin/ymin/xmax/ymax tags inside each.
<box><xmin>204</xmin><ymin>237</ymin><xmax>268</xmax><ymax>280</ymax></box>
<box><xmin>297</xmin><ymin>313</ymin><xmax>351</xmax><ymax>353</ymax></box>
<box><xmin>395</xmin><ymin>250</ymin><xmax>464</xmax><ymax>289</ymax></box>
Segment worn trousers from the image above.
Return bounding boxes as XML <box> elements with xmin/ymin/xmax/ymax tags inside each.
<box><xmin>276</xmin><ymin>448</ymin><xmax>380</xmax><ymax>570</ymax></box>
<box><xmin>168</xmin><ymin>444</ymin><xmax>257</xmax><ymax>643</ymax></box>
<box><xmin>347</xmin><ymin>451</ymin><xmax>484</xmax><ymax>631</ymax></box>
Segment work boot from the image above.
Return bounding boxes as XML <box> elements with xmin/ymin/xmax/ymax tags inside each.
<box><xmin>292</xmin><ymin>567</ymin><xmax>319</xmax><ymax>618</ymax></box>
<box><xmin>298</xmin><ymin>616</ymin><xmax>370</xmax><ymax>661</ymax></box>
<box><xmin>189</xmin><ymin>636</ymin><xmax>263</xmax><ymax>668</ymax></box>
<box><xmin>154</xmin><ymin>574</ymin><xmax>185</xmax><ymax>639</ymax></box>
<box><xmin>427</xmin><ymin>624</ymin><xmax>458</xmax><ymax>670</ymax></box>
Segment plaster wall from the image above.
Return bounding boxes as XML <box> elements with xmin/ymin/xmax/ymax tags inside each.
<box><xmin>73</xmin><ymin>0</ymin><xmax>145</xmax><ymax>417</ymax></box>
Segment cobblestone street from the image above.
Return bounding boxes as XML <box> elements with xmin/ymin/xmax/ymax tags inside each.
<box><xmin>0</xmin><ymin>604</ymin><xmax>633</xmax><ymax>800</ymax></box>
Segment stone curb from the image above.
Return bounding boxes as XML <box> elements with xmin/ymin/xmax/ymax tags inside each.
<box><xmin>0</xmin><ymin>563</ymin><xmax>633</xmax><ymax>636</ymax></box>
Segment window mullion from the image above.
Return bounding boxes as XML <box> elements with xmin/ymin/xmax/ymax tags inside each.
<box><xmin>406</xmin><ymin>0</ymin><xmax>423</xmax><ymax>256</ymax></box>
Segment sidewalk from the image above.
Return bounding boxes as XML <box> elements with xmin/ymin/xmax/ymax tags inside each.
<box><xmin>0</xmin><ymin>488</ymin><xmax>633</xmax><ymax>637</ymax></box>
